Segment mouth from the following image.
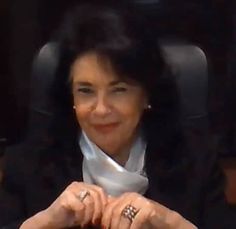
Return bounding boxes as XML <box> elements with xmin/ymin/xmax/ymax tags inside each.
<box><xmin>92</xmin><ymin>123</ymin><xmax>119</xmax><ymax>133</ymax></box>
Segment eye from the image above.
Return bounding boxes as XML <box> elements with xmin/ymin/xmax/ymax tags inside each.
<box><xmin>112</xmin><ymin>86</ymin><xmax>128</xmax><ymax>93</ymax></box>
<box><xmin>77</xmin><ymin>87</ymin><xmax>94</xmax><ymax>94</ymax></box>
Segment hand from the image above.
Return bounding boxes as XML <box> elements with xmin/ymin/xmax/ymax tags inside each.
<box><xmin>21</xmin><ymin>182</ymin><xmax>107</xmax><ymax>229</ymax></box>
<box><xmin>102</xmin><ymin>192</ymin><xmax>197</xmax><ymax>229</ymax></box>
<box><xmin>48</xmin><ymin>181</ymin><xmax>108</xmax><ymax>228</ymax></box>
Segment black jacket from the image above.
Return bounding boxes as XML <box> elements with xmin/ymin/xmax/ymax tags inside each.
<box><xmin>0</xmin><ymin>141</ymin><xmax>234</xmax><ymax>229</ymax></box>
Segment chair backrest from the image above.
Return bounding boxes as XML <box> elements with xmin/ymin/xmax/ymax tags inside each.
<box><xmin>19</xmin><ymin>41</ymin><xmax>209</xmax><ymax>152</ymax></box>
<box><xmin>160</xmin><ymin>41</ymin><xmax>208</xmax><ymax>119</ymax></box>
<box><xmin>160</xmin><ymin>40</ymin><xmax>208</xmax><ymax>158</ymax></box>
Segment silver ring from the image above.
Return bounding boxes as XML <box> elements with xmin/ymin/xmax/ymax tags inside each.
<box><xmin>77</xmin><ymin>190</ymin><xmax>90</xmax><ymax>202</ymax></box>
<box><xmin>122</xmin><ymin>204</ymin><xmax>138</xmax><ymax>223</ymax></box>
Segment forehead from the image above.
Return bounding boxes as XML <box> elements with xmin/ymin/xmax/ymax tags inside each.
<box><xmin>71</xmin><ymin>52</ymin><xmax>120</xmax><ymax>84</ymax></box>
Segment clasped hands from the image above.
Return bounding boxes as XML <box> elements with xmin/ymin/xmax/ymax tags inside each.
<box><xmin>20</xmin><ymin>182</ymin><xmax>196</xmax><ymax>229</ymax></box>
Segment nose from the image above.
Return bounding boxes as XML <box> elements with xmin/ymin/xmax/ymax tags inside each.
<box><xmin>93</xmin><ymin>93</ymin><xmax>111</xmax><ymax>116</ymax></box>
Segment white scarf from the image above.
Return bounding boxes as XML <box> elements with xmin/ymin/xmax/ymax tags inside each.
<box><xmin>79</xmin><ymin>132</ymin><xmax>149</xmax><ymax>196</ymax></box>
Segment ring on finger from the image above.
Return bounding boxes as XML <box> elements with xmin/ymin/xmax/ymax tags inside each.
<box><xmin>77</xmin><ymin>190</ymin><xmax>90</xmax><ymax>202</ymax></box>
<box><xmin>121</xmin><ymin>204</ymin><xmax>139</xmax><ymax>223</ymax></box>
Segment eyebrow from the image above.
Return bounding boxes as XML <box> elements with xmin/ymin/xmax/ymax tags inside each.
<box><xmin>73</xmin><ymin>81</ymin><xmax>93</xmax><ymax>86</ymax></box>
<box><xmin>73</xmin><ymin>80</ymin><xmax>127</xmax><ymax>87</ymax></box>
<box><xmin>110</xmin><ymin>80</ymin><xmax>126</xmax><ymax>86</ymax></box>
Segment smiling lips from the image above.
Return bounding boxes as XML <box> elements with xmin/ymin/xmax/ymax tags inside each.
<box><xmin>92</xmin><ymin>123</ymin><xmax>119</xmax><ymax>133</ymax></box>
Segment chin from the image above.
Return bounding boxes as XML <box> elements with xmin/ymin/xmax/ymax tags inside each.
<box><xmin>85</xmin><ymin>128</ymin><xmax>130</xmax><ymax>152</ymax></box>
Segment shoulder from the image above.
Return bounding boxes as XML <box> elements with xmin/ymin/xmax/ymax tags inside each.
<box><xmin>0</xmin><ymin>145</ymin><xmax>38</xmax><ymax>227</ymax></box>
<box><xmin>2</xmin><ymin>143</ymin><xmax>83</xmax><ymax>217</ymax></box>
<box><xmin>3</xmin><ymin>145</ymin><xmax>41</xmax><ymax>190</ymax></box>
<box><xmin>145</xmin><ymin>139</ymin><xmax>230</xmax><ymax>227</ymax></box>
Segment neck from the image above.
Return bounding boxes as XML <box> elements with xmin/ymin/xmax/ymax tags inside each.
<box><xmin>108</xmin><ymin>130</ymin><xmax>141</xmax><ymax>166</ymax></box>
<box><xmin>110</xmin><ymin>146</ymin><xmax>131</xmax><ymax>166</ymax></box>
<box><xmin>106</xmin><ymin>134</ymin><xmax>139</xmax><ymax>166</ymax></box>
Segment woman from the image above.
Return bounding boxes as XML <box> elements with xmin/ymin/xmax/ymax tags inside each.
<box><xmin>0</xmin><ymin>2</ymin><xmax>233</xmax><ymax>229</ymax></box>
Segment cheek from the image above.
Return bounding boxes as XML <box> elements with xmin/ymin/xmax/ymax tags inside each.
<box><xmin>118</xmin><ymin>100</ymin><xmax>145</xmax><ymax>127</ymax></box>
<box><xmin>75</xmin><ymin>106</ymin><xmax>91</xmax><ymax>127</ymax></box>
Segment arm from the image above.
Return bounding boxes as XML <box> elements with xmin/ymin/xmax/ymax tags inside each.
<box><xmin>200</xmin><ymin>156</ymin><xmax>236</xmax><ymax>229</ymax></box>
<box><xmin>19</xmin><ymin>210</ymin><xmax>53</xmax><ymax>229</ymax></box>
<box><xmin>102</xmin><ymin>192</ymin><xmax>198</xmax><ymax>229</ymax></box>
<box><xmin>0</xmin><ymin>182</ymin><xmax>26</xmax><ymax>228</ymax></box>
<box><xmin>0</xmin><ymin>151</ymin><xmax>30</xmax><ymax>228</ymax></box>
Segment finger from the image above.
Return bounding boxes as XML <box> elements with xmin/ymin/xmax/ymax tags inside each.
<box><xmin>68</xmin><ymin>182</ymin><xmax>111</xmax><ymax>227</ymax></box>
<box><xmin>105</xmin><ymin>193</ymin><xmax>135</xmax><ymax>229</ymax></box>
<box><xmin>70</xmin><ymin>182</ymin><xmax>108</xmax><ymax>227</ymax></box>
<box><xmin>130</xmin><ymin>210</ymin><xmax>149</xmax><ymax>229</ymax></box>
<box><xmin>104</xmin><ymin>193</ymin><xmax>132</xmax><ymax>229</ymax></box>
<box><xmin>129</xmin><ymin>197</ymin><xmax>153</xmax><ymax>229</ymax></box>
<box><xmin>87</xmin><ymin>186</ymin><xmax>104</xmax><ymax>225</ymax></box>
<box><xmin>111</xmin><ymin>193</ymin><xmax>144</xmax><ymax>229</ymax></box>
<box><xmin>101</xmin><ymin>196</ymin><xmax>122</xmax><ymax>229</ymax></box>
<box><xmin>118</xmin><ymin>215</ymin><xmax>132</xmax><ymax>229</ymax></box>
<box><xmin>111</xmin><ymin>200</ymin><xmax>131</xmax><ymax>229</ymax></box>
<box><xmin>108</xmin><ymin>195</ymin><xmax>116</xmax><ymax>203</ymax></box>
<box><xmin>69</xmin><ymin>182</ymin><xmax>108</xmax><ymax>211</ymax></box>
<box><xmin>74</xmin><ymin>189</ymin><xmax>94</xmax><ymax>227</ymax></box>
<box><xmin>88</xmin><ymin>184</ymin><xmax>108</xmax><ymax>212</ymax></box>
<box><xmin>60</xmin><ymin>190</ymin><xmax>85</xmax><ymax>227</ymax></box>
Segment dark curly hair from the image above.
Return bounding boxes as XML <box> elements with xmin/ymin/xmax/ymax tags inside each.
<box><xmin>44</xmin><ymin>1</ymin><xmax>190</xmax><ymax>191</ymax></box>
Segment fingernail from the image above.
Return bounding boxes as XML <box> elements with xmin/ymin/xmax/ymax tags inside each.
<box><xmin>95</xmin><ymin>221</ymin><xmax>98</xmax><ymax>225</ymax></box>
<box><xmin>81</xmin><ymin>223</ymin><xmax>88</xmax><ymax>229</ymax></box>
<box><xmin>93</xmin><ymin>219</ymin><xmax>100</xmax><ymax>225</ymax></box>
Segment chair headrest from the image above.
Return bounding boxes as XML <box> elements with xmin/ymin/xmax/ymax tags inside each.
<box><xmin>161</xmin><ymin>41</ymin><xmax>208</xmax><ymax>118</ymax></box>
<box><xmin>31</xmin><ymin>41</ymin><xmax>208</xmax><ymax>119</ymax></box>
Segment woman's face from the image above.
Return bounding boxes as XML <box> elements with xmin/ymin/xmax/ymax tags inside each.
<box><xmin>71</xmin><ymin>53</ymin><xmax>148</xmax><ymax>160</ymax></box>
